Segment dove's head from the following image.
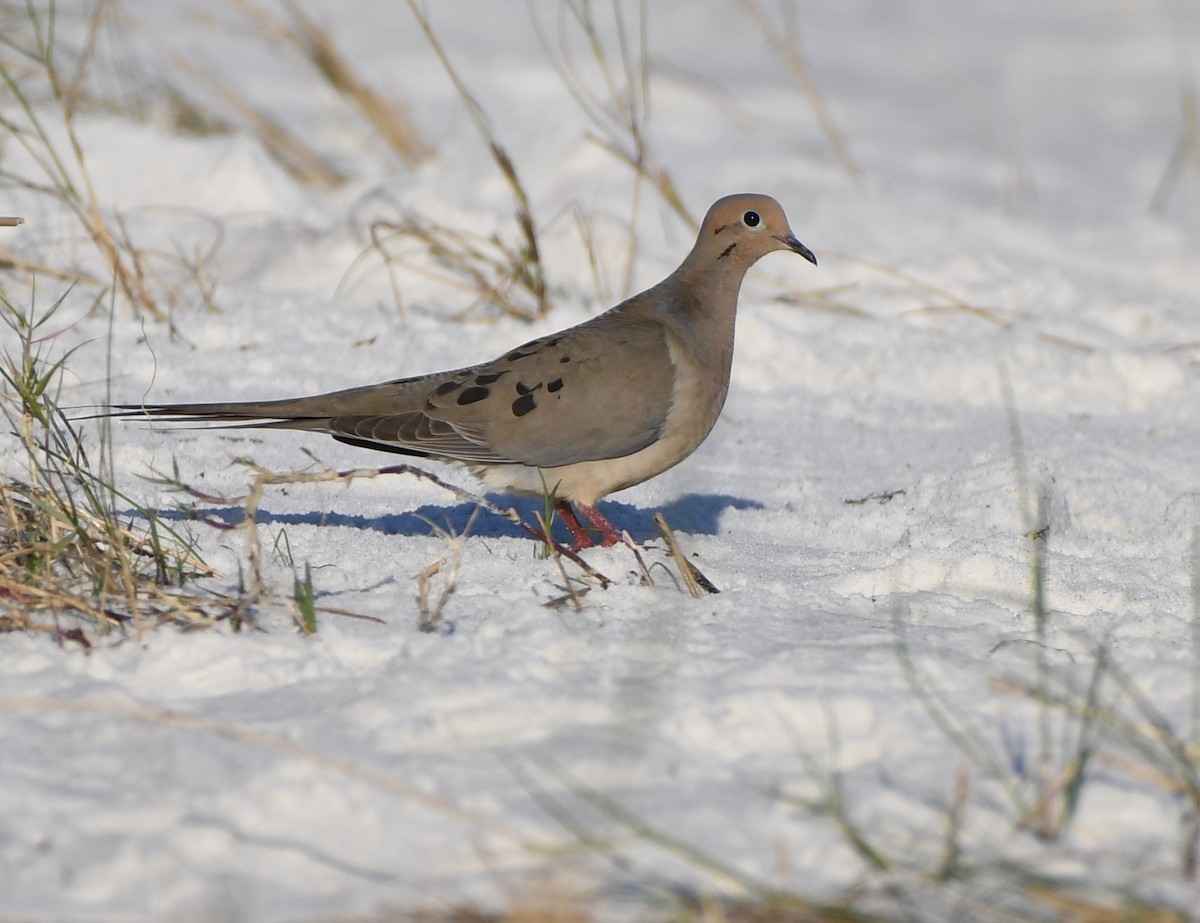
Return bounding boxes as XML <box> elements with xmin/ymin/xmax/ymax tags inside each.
<box><xmin>697</xmin><ymin>193</ymin><xmax>817</xmax><ymax>267</ymax></box>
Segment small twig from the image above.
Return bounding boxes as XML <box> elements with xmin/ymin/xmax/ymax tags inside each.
<box><xmin>414</xmin><ymin>557</ymin><xmax>447</xmax><ymax>631</ymax></box>
<box><xmin>844</xmin><ymin>488</ymin><xmax>905</xmax><ymax>506</ymax></box>
<box><xmin>362</xmin><ymin>218</ymin><xmax>542</xmax><ymax>321</ymax></box>
<box><xmin>0</xmin><ymin>245</ymin><xmax>105</xmax><ymax>285</ymax></box>
<box><xmin>621</xmin><ymin>529</ymin><xmax>655</xmax><ymax>587</ymax></box>
<box><xmin>210</xmin><ymin>459</ymin><xmax>613</xmax><ymax>590</ymax></box>
<box><xmin>652</xmin><ymin>512</ymin><xmax>718</xmax><ymax>597</ymax></box>
<box><xmin>535</xmin><ymin>510</ymin><xmax>583</xmax><ymax>612</ymax></box>
<box><xmin>412</xmin><ymin>507</ymin><xmax>474</xmax><ymax>632</ymax></box>
<box><xmin>515</xmin><ymin>509</ymin><xmax>611</xmax><ymax>588</ymax></box>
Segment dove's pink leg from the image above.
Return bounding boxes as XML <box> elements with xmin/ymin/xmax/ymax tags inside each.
<box><xmin>554</xmin><ymin>500</ymin><xmax>622</xmax><ymax>551</ymax></box>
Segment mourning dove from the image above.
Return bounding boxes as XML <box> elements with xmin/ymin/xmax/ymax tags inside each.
<box><xmin>119</xmin><ymin>193</ymin><xmax>816</xmax><ymax>549</ymax></box>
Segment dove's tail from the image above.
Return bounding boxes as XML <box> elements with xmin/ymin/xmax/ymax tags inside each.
<box><xmin>104</xmin><ymin>372</ymin><xmax>450</xmax><ymax>430</ymax></box>
<box><xmin>104</xmin><ymin>381</ymin><xmax>511</xmax><ymax>466</ymax></box>
<box><xmin>110</xmin><ymin>397</ymin><xmax>339</xmax><ymax>429</ymax></box>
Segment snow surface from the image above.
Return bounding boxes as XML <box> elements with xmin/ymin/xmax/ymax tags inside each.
<box><xmin>3</xmin><ymin>0</ymin><xmax>1200</xmax><ymax>919</ymax></box>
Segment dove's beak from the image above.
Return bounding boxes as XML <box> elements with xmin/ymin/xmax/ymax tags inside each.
<box><xmin>775</xmin><ymin>233</ymin><xmax>818</xmax><ymax>266</ymax></box>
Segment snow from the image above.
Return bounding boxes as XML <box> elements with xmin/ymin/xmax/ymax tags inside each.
<box><xmin>3</xmin><ymin>0</ymin><xmax>1200</xmax><ymax>918</ymax></box>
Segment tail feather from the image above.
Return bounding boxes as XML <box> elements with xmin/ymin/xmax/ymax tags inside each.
<box><xmin>113</xmin><ymin>400</ymin><xmax>331</xmax><ymax>427</ymax></box>
<box><xmin>110</xmin><ymin>373</ymin><xmax>446</xmax><ymax>427</ymax></box>
<box><xmin>107</xmin><ymin>372</ymin><xmax>517</xmax><ymax>466</ymax></box>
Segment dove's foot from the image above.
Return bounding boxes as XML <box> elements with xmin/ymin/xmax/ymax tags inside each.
<box><xmin>554</xmin><ymin>500</ymin><xmax>622</xmax><ymax>551</ymax></box>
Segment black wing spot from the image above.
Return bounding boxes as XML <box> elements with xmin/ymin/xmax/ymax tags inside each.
<box><xmin>434</xmin><ymin>380</ymin><xmax>462</xmax><ymax>396</ymax></box>
<box><xmin>504</xmin><ymin>348</ymin><xmax>535</xmax><ymax>362</ymax></box>
<box><xmin>516</xmin><ymin>380</ymin><xmax>543</xmax><ymax>396</ymax></box>
<box><xmin>474</xmin><ymin>371</ymin><xmax>507</xmax><ymax>386</ymax></box>
<box><xmin>548</xmin><ymin>378</ymin><xmax>563</xmax><ymax>393</ymax></box>
<box><xmin>718</xmin><ymin>242</ymin><xmax>737</xmax><ymax>260</ymax></box>
<box><xmin>457</xmin><ymin>386</ymin><xmax>490</xmax><ymax>405</ymax></box>
<box><xmin>512</xmin><ymin>393</ymin><xmax>537</xmax><ymax>417</ymax></box>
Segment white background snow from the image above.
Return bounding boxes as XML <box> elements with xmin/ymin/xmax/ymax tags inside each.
<box><xmin>3</xmin><ymin>0</ymin><xmax>1200</xmax><ymax>919</ymax></box>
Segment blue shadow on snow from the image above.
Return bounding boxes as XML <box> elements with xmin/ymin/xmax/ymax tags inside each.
<box><xmin>140</xmin><ymin>492</ymin><xmax>763</xmax><ymax>545</ymax></box>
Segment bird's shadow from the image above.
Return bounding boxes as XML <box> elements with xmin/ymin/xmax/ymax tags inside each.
<box><xmin>147</xmin><ymin>492</ymin><xmax>763</xmax><ymax>544</ymax></box>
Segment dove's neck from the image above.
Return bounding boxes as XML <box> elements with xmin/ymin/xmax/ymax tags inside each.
<box><xmin>628</xmin><ymin>248</ymin><xmax>753</xmax><ymax>458</ymax></box>
<box><xmin>641</xmin><ymin>248</ymin><xmax>755</xmax><ymax>436</ymax></box>
<box><xmin>665</xmin><ymin>247</ymin><xmax>755</xmax><ymax>349</ymax></box>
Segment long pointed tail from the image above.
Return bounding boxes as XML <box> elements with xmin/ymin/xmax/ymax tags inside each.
<box><xmin>108</xmin><ymin>374</ymin><xmax>442</xmax><ymax>429</ymax></box>
<box><xmin>111</xmin><ymin>398</ymin><xmax>333</xmax><ymax>428</ymax></box>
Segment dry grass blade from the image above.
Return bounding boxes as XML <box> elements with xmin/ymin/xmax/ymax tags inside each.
<box><xmin>535</xmin><ymin>0</ymin><xmax>693</xmax><ymax>220</ymax></box>
<box><xmin>521</xmin><ymin>751</ymin><xmax>781</xmax><ymax>902</ymax></box>
<box><xmin>0</xmin><ymin>0</ymin><xmax>164</xmax><ymax>319</ymax></box>
<box><xmin>1</xmin><ymin>217</ymin><xmax>25</xmax><ymax>227</ymax></box>
<box><xmin>405</xmin><ymin>0</ymin><xmax>547</xmax><ymax>318</ymax></box>
<box><xmin>188</xmin><ymin>458</ymin><xmax>613</xmax><ymax>605</ymax></box>
<box><xmin>234</xmin><ymin>0</ymin><xmax>429</xmax><ymax>168</ymax></box>
<box><xmin>585</xmin><ymin>128</ymin><xmax>691</xmax><ymax>228</ymax></box>
<box><xmin>1150</xmin><ymin>62</ymin><xmax>1200</xmax><ymax>217</ymax></box>
<box><xmin>829</xmin><ymin>251</ymin><xmax>1020</xmax><ymax>325</ymax></box>
<box><xmin>362</xmin><ymin>217</ymin><xmax>546</xmax><ymax>321</ymax></box>
<box><xmin>412</xmin><ymin>507</ymin><xmax>475</xmax><ymax>632</ymax></box>
<box><xmin>414</xmin><ymin>556</ymin><xmax>447</xmax><ymax>630</ymax></box>
<box><xmin>0</xmin><ymin>247</ymin><xmax>104</xmax><ymax>286</ymax></box>
<box><xmin>739</xmin><ymin>0</ymin><xmax>864</xmax><ymax>186</ymax></box>
<box><xmin>571</xmin><ymin>201</ymin><xmax>615</xmax><ymax>308</ymax></box>
<box><xmin>170</xmin><ymin>55</ymin><xmax>346</xmax><ymax>189</ymax></box>
<box><xmin>823</xmin><ymin>250</ymin><xmax>1097</xmax><ymax>351</ymax></box>
<box><xmin>992</xmin><ymin>674</ymin><xmax>1200</xmax><ymax>787</ymax></box>
<box><xmin>620</xmin><ymin>529</ymin><xmax>655</xmax><ymax>588</ymax></box>
<box><xmin>531</xmin><ymin>0</ymin><xmax>694</xmax><ymax>297</ymax></box>
<box><xmin>765</xmin><ymin>280</ymin><xmax>873</xmax><ymax>319</ymax></box>
<box><xmin>1024</xmin><ymin>887</ymin><xmax>1187</xmax><ymax>923</ymax></box>
<box><xmin>1</xmin><ymin>296</ymin><xmax>222</xmax><ymax>641</ymax></box>
<box><xmin>1</xmin><ymin>286</ymin><xmax>368</xmax><ymax>642</ymax></box>
<box><xmin>279</xmin><ymin>0</ymin><xmax>430</xmax><ymax>166</ymax></box>
<box><xmin>652</xmin><ymin>511</ymin><xmax>718</xmax><ymax>596</ymax></box>
<box><xmin>535</xmin><ymin>509</ymin><xmax>584</xmax><ymax>612</ymax></box>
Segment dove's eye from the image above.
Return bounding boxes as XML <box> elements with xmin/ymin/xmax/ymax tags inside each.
<box><xmin>741</xmin><ymin>210</ymin><xmax>762</xmax><ymax>229</ymax></box>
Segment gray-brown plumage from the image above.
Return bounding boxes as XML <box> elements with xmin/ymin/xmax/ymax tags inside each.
<box><xmin>119</xmin><ymin>193</ymin><xmax>816</xmax><ymax>548</ymax></box>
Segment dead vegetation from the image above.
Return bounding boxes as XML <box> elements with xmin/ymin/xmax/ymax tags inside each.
<box><xmin>0</xmin><ymin>0</ymin><xmax>165</xmax><ymax>318</ymax></box>
<box><xmin>0</xmin><ymin>291</ymin><xmax>219</xmax><ymax>642</ymax></box>
<box><xmin>1</xmin><ymin>4</ymin><xmax>1196</xmax><ymax>921</ymax></box>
